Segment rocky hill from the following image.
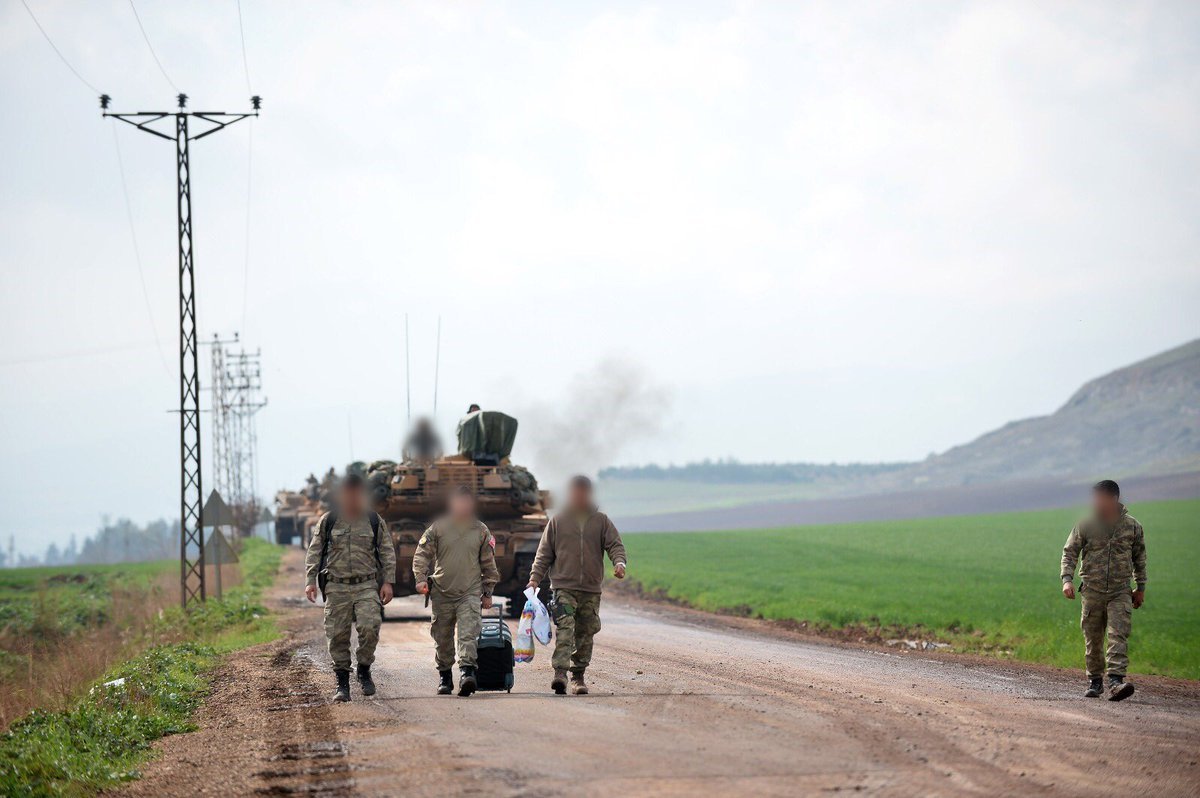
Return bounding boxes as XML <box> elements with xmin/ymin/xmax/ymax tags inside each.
<box><xmin>895</xmin><ymin>338</ymin><xmax>1200</xmax><ymax>489</ymax></box>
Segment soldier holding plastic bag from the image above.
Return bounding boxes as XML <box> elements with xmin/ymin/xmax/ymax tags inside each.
<box><xmin>527</xmin><ymin>475</ymin><xmax>627</xmax><ymax>695</ymax></box>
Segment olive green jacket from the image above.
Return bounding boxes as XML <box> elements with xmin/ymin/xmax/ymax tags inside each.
<box><xmin>530</xmin><ymin>510</ymin><xmax>626</xmax><ymax>594</ymax></box>
<box><xmin>304</xmin><ymin>512</ymin><xmax>396</xmax><ymax>587</ymax></box>
<box><xmin>1060</xmin><ymin>506</ymin><xmax>1147</xmax><ymax>593</ymax></box>
<box><xmin>412</xmin><ymin>517</ymin><xmax>500</xmax><ymax>598</ymax></box>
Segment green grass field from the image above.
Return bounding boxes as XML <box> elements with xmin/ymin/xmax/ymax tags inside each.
<box><xmin>0</xmin><ymin>540</ymin><xmax>282</xmax><ymax>796</ymax></box>
<box><xmin>623</xmin><ymin>498</ymin><xmax>1200</xmax><ymax>679</ymax></box>
<box><xmin>0</xmin><ymin>561</ymin><xmax>174</xmax><ymax>682</ymax></box>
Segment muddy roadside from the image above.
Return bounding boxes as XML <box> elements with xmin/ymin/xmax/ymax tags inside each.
<box><xmin>112</xmin><ymin>548</ymin><xmax>355</xmax><ymax>797</ymax></box>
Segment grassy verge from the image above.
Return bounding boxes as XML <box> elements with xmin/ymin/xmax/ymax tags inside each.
<box><xmin>0</xmin><ymin>539</ymin><xmax>282</xmax><ymax>796</ymax></box>
<box><xmin>0</xmin><ymin>561</ymin><xmax>176</xmax><ymax>727</ymax></box>
<box><xmin>623</xmin><ymin>498</ymin><xmax>1200</xmax><ymax>679</ymax></box>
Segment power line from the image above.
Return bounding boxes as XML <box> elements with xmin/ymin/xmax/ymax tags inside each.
<box><xmin>236</xmin><ymin>0</ymin><xmax>253</xmax><ymax>93</ymax></box>
<box><xmin>405</xmin><ymin>313</ymin><xmax>411</xmax><ymax>423</ymax></box>
<box><xmin>433</xmin><ymin>316</ymin><xmax>441</xmax><ymax>419</ymax></box>
<box><xmin>241</xmin><ymin>124</ymin><xmax>253</xmax><ymax>336</ymax></box>
<box><xmin>0</xmin><ymin>341</ymin><xmax>158</xmax><ymax>368</ymax></box>
<box><xmin>235</xmin><ymin>1</ymin><xmax>255</xmax><ymax>337</ymax></box>
<box><xmin>112</xmin><ymin>121</ymin><xmax>173</xmax><ymax>378</ymax></box>
<box><xmin>127</xmin><ymin>0</ymin><xmax>179</xmax><ymax>93</ymax></box>
<box><xmin>18</xmin><ymin>0</ymin><xmax>100</xmax><ymax>94</ymax></box>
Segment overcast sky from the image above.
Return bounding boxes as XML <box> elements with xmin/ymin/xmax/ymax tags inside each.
<box><xmin>2</xmin><ymin>1</ymin><xmax>1198</xmax><ymax>555</ymax></box>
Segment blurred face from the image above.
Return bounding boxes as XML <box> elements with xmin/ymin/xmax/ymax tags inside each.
<box><xmin>1091</xmin><ymin>489</ymin><xmax>1119</xmax><ymax>518</ymax></box>
<box><xmin>568</xmin><ymin>483</ymin><xmax>593</xmax><ymax>512</ymax></box>
<box><xmin>339</xmin><ymin>484</ymin><xmax>367</xmax><ymax>517</ymax></box>
<box><xmin>449</xmin><ymin>491</ymin><xmax>475</xmax><ymax>521</ymax></box>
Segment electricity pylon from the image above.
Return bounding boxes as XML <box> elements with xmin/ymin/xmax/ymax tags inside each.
<box><xmin>101</xmin><ymin>93</ymin><xmax>261</xmax><ymax>607</ymax></box>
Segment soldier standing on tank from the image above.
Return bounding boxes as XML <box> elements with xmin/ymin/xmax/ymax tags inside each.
<box><xmin>413</xmin><ymin>486</ymin><xmax>500</xmax><ymax>696</ymax></box>
<box><xmin>1061</xmin><ymin>479</ymin><xmax>1147</xmax><ymax>701</ymax></box>
<box><xmin>527</xmin><ymin>475</ymin><xmax>627</xmax><ymax>695</ymax></box>
<box><xmin>304</xmin><ymin>473</ymin><xmax>396</xmax><ymax>702</ymax></box>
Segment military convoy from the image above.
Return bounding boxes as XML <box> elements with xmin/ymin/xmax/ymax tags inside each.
<box><xmin>275</xmin><ymin>410</ymin><xmax>551</xmax><ymax>615</ymax></box>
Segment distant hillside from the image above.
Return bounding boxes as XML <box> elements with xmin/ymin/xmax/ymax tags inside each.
<box><xmin>603</xmin><ymin>339</ymin><xmax>1200</xmax><ymax>508</ymax></box>
<box><xmin>892</xmin><ymin>338</ymin><xmax>1200</xmax><ymax>489</ymax></box>
<box><xmin>599</xmin><ymin>459</ymin><xmax>909</xmax><ymax>485</ymax></box>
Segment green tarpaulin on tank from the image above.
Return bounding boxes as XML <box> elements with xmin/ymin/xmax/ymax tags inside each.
<box><xmin>456</xmin><ymin>410</ymin><xmax>518</xmax><ymax>459</ymax></box>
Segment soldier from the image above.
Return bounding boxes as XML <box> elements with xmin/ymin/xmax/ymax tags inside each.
<box><xmin>527</xmin><ymin>475</ymin><xmax>627</xmax><ymax>695</ymax></box>
<box><xmin>304</xmin><ymin>473</ymin><xmax>396</xmax><ymax>702</ymax></box>
<box><xmin>413</xmin><ymin>486</ymin><xmax>500</xmax><ymax>696</ymax></box>
<box><xmin>402</xmin><ymin>416</ymin><xmax>443</xmax><ymax>462</ymax></box>
<box><xmin>1061</xmin><ymin>479</ymin><xmax>1147</xmax><ymax>701</ymax></box>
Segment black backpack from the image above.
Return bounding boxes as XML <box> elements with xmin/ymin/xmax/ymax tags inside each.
<box><xmin>316</xmin><ymin>511</ymin><xmax>384</xmax><ymax>600</ymax></box>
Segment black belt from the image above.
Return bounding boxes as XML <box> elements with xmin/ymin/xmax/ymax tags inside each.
<box><xmin>326</xmin><ymin>575</ymin><xmax>375</xmax><ymax>585</ymax></box>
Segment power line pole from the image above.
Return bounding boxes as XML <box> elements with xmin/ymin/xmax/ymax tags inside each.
<box><xmin>209</xmin><ymin>333</ymin><xmax>240</xmax><ymax>518</ymax></box>
<box><xmin>101</xmin><ymin>93</ymin><xmax>261</xmax><ymax>607</ymax></box>
<box><xmin>226</xmin><ymin>346</ymin><xmax>266</xmax><ymax>534</ymax></box>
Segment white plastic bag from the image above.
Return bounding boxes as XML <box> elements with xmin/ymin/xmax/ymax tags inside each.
<box><xmin>524</xmin><ymin>587</ymin><xmax>553</xmax><ymax>645</ymax></box>
<box><xmin>515</xmin><ymin>601</ymin><xmax>535</xmax><ymax>662</ymax></box>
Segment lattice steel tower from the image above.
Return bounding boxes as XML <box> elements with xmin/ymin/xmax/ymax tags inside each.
<box><xmin>102</xmin><ymin>93</ymin><xmax>260</xmax><ymax>606</ymax></box>
<box><xmin>209</xmin><ymin>334</ymin><xmax>266</xmax><ymax>536</ymax></box>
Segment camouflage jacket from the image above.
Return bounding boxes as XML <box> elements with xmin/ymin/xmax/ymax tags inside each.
<box><xmin>304</xmin><ymin>512</ymin><xmax>396</xmax><ymax>587</ymax></box>
<box><xmin>412</xmin><ymin>517</ymin><xmax>500</xmax><ymax>598</ymax></box>
<box><xmin>1060</xmin><ymin>506</ymin><xmax>1147</xmax><ymax>593</ymax></box>
<box><xmin>529</xmin><ymin>509</ymin><xmax>627</xmax><ymax>594</ymax></box>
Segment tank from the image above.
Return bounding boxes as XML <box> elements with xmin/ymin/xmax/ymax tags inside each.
<box><xmin>273</xmin><ymin>468</ymin><xmax>337</xmax><ymax>545</ymax></box>
<box><xmin>275</xmin><ymin>411</ymin><xmax>551</xmax><ymax>615</ymax></box>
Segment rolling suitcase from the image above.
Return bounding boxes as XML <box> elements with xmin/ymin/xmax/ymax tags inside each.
<box><xmin>475</xmin><ymin>607</ymin><xmax>515</xmax><ymax>692</ymax></box>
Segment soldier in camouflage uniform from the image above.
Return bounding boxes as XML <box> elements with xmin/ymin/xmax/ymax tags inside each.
<box><xmin>413</xmin><ymin>486</ymin><xmax>500</xmax><ymax>697</ymax></box>
<box><xmin>305</xmin><ymin>473</ymin><xmax>396</xmax><ymax>702</ymax></box>
<box><xmin>528</xmin><ymin>475</ymin><xmax>627</xmax><ymax>695</ymax></box>
<box><xmin>1061</xmin><ymin>480</ymin><xmax>1147</xmax><ymax>701</ymax></box>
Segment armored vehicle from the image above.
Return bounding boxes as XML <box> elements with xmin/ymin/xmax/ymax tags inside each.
<box><xmin>276</xmin><ymin>411</ymin><xmax>551</xmax><ymax>615</ymax></box>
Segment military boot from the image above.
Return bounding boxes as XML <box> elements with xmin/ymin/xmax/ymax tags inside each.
<box><xmin>1108</xmin><ymin>676</ymin><xmax>1135</xmax><ymax>702</ymax></box>
<box><xmin>356</xmin><ymin>664</ymin><xmax>376</xmax><ymax>697</ymax></box>
<box><xmin>569</xmin><ymin>671</ymin><xmax>589</xmax><ymax>696</ymax></box>
<box><xmin>333</xmin><ymin>669</ymin><xmax>351</xmax><ymax>703</ymax></box>
<box><xmin>437</xmin><ymin>669</ymin><xmax>454</xmax><ymax>695</ymax></box>
<box><xmin>1084</xmin><ymin>678</ymin><xmax>1104</xmax><ymax>698</ymax></box>
<box><xmin>551</xmin><ymin>669</ymin><xmax>568</xmax><ymax>695</ymax></box>
<box><xmin>458</xmin><ymin>666</ymin><xmax>477</xmax><ymax>697</ymax></box>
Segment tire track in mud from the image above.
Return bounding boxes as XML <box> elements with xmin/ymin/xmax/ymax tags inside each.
<box><xmin>252</xmin><ymin>643</ymin><xmax>353</xmax><ymax>797</ymax></box>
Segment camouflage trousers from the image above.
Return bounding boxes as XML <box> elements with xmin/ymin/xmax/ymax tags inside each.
<box><xmin>1081</xmin><ymin>587</ymin><xmax>1133</xmax><ymax>679</ymax></box>
<box><xmin>551</xmin><ymin>589</ymin><xmax>602</xmax><ymax>673</ymax></box>
<box><xmin>429</xmin><ymin>590</ymin><xmax>481</xmax><ymax>670</ymax></box>
<box><xmin>323</xmin><ymin>582</ymin><xmax>382</xmax><ymax>672</ymax></box>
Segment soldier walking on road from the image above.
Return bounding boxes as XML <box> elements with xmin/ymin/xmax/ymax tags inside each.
<box><xmin>527</xmin><ymin>475</ymin><xmax>627</xmax><ymax>695</ymax></box>
<box><xmin>1061</xmin><ymin>480</ymin><xmax>1147</xmax><ymax>701</ymax></box>
<box><xmin>305</xmin><ymin>473</ymin><xmax>396</xmax><ymax>703</ymax></box>
<box><xmin>413</xmin><ymin>486</ymin><xmax>500</xmax><ymax>696</ymax></box>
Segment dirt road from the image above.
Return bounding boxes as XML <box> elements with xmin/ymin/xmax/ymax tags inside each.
<box><xmin>123</xmin><ymin>550</ymin><xmax>1200</xmax><ymax>797</ymax></box>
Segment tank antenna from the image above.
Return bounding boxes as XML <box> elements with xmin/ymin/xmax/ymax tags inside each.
<box><xmin>405</xmin><ymin>313</ymin><xmax>412</xmax><ymax>424</ymax></box>
<box><xmin>433</xmin><ymin>315</ymin><xmax>441</xmax><ymax>421</ymax></box>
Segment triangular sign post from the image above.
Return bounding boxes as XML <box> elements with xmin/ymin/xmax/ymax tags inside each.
<box><xmin>203</xmin><ymin>529</ymin><xmax>240</xmax><ymax>565</ymax></box>
<box><xmin>201</xmin><ymin>490</ymin><xmax>237</xmax><ymax>528</ymax></box>
<box><xmin>201</xmin><ymin>491</ymin><xmax>238</xmax><ymax>598</ymax></box>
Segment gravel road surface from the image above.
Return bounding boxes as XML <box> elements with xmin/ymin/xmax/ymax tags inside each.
<box><xmin>121</xmin><ymin>550</ymin><xmax>1200</xmax><ymax>797</ymax></box>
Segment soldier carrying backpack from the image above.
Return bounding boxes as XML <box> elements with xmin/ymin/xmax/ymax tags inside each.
<box><xmin>305</xmin><ymin>473</ymin><xmax>396</xmax><ymax>702</ymax></box>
